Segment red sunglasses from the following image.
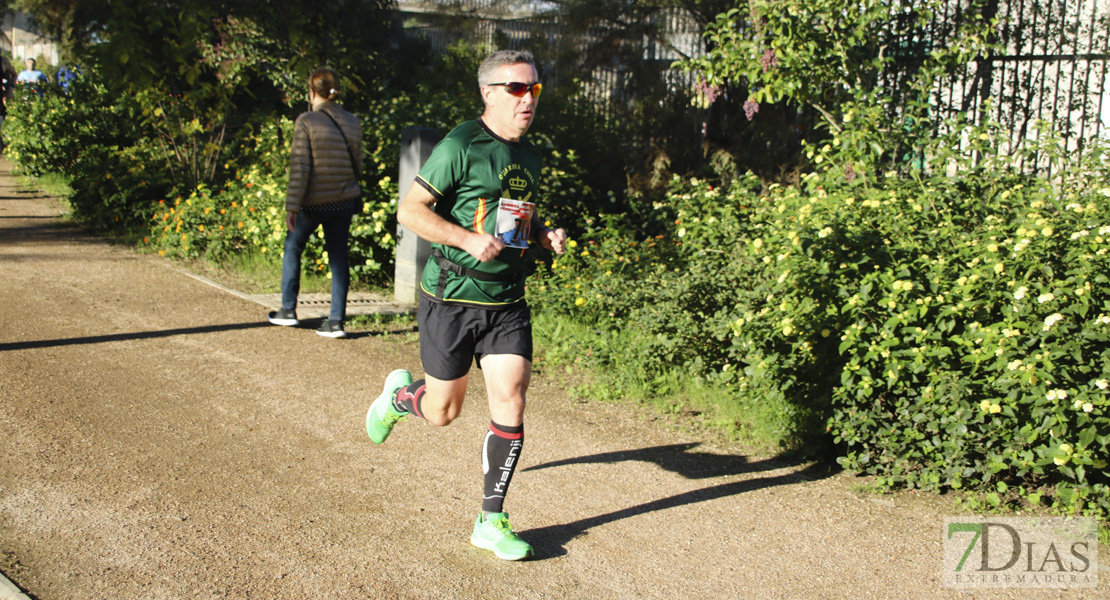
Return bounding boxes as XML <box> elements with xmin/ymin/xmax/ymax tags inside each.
<box><xmin>487</xmin><ymin>82</ymin><xmax>543</xmax><ymax>98</ymax></box>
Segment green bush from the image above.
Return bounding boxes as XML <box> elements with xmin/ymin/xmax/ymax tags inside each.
<box><xmin>141</xmin><ymin>64</ymin><xmax>492</xmax><ymax>284</ymax></box>
<box><xmin>144</xmin><ymin>115</ymin><xmax>397</xmax><ymax>282</ymax></box>
<box><xmin>5</xmin><ymin>76</ymin><xmax>172</xmax><ymax>234</ymax></box>
<box><xmin>531</xmin><ymin>122</ymin><xmax>1110</xmax><ymax>516</ymax></box>
<box><xmin>822</xmin><ymin>146</ymin><xmax>1110</xmax><ymax>515</ymax></box>
<box><xmin>530</xmin><ymin>174</ymin><xmax>831</xmax><ymax>446</ymax></box>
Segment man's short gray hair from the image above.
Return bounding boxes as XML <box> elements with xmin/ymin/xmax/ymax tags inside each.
<box><xmin>477</xmin><ymin>50</ymin><xmax>535</xmax><ymax>87</ymax></box>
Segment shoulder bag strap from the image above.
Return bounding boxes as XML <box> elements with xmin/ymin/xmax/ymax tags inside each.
<box><xmin>318</xmin><ymin>108</ymin><xmax>360</xmax><ymax>178</ymax></box>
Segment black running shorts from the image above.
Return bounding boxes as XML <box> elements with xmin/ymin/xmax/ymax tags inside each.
<box><xmin>417</xmin><ymin>297</ymin><xmax>533</xmax><ymax>381</ymax></box>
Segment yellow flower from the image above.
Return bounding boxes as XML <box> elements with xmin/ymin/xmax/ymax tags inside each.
<box><xmin>1054</xmin><ymin>443</ymin><xmax>1073</xmax><ymax>466</ymax></box>
<box><xmin>567</xmin><ymin>239</ymin><xmax>578</xmax><ymax>248</ymax></box>
<box><xmin>574</xmin><ymin>297</ymin><xmax>586</xmax><ymax>306</ymax></box>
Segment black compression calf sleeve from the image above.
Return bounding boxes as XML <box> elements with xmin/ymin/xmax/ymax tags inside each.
<box><xmin>393</xmin><ymin>379</ymin><xmax>426</xmax><ymax>418</ymax></box>
<box><xmin>481</xmin><ymin>421</ymin><xmax>524</xmax><ymax>514</ymax></box>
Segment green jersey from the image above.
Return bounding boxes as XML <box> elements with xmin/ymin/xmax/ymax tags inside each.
<box><xmin>414</xmin><ymin>119</ymin><xmax>543</xmax><ymax>308</ymax></box>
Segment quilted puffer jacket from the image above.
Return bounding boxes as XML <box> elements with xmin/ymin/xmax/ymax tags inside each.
<box><xmin>285</xmin><ymin>102</ymin><xmax>363</xmax><ymax>213</ymax></box>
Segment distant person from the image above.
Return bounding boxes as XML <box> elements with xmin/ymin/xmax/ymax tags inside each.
<box><xmin>266</xmin><ymin>67</ymin><xmax>362</xmax><ymax>339</ymax></box>
<box><xmin>16</xmin><ymin>58</ymin><xmax>47</xmax><ymax>85</ymax></box>
<box><xmin>56</xmin><ymin>64</ymin><xmax>79</xmax><ymax>93</ymax></box>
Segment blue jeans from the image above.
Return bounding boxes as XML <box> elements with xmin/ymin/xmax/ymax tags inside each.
<box><xmin>280</xmin><ymin>210</ymin><xmax>352</xmax><ymax>322</ymax></box>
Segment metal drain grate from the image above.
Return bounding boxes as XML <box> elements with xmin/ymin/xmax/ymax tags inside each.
<box><xmin>165</xmin><ymin>263</ymin><xmax>415</xmax><ymax>317</ymax></box>
<box><xmin>251</xmin><ymin>292</ymin><xmax>414</xmax><ymax>317</ymax></box>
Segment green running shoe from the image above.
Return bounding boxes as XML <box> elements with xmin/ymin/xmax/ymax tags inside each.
<box><xmin>470</xmin><ymin>513</ymin><xmax>533</xmax><ymax>561</ymax></box>
<box><xmin>365</xmin><ymin>369</ymin><xmax>413</xmax><ymax>444</ymax></box>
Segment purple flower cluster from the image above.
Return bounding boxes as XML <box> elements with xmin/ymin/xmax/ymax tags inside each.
<box><xmin>696</xmin><ymin>78</ymin><xmax>722</xmax><ymax>104</ymax></box>
<box><xmin>760</xmin><ymin>48</ymin><xmax>779</xmax><ymax>72</ymax></box>
<box><xmin>743</xmin><ymin>100</ymin><xmax>760</xmax><ymax>121</ymax></box>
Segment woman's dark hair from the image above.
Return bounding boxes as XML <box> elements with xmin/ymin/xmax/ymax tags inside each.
<box><xmin>309</xmin><ymin>67</ymin><xmax>341</xmax><ymax>101</ymax></box>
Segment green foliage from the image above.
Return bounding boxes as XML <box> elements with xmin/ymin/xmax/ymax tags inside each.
<box><xmin>138</xmin><ymin>43</ymin><xmax>489</xmax><ymax>283</ymax></box>
<box><xmin>143</xmin><ymin>114</ymin><xmax>395</xmax><ymax>283</ymax></box>
<box><xmin>689</xmin><ymin>0</ymin><xmax>922</xmax><ymax>108</ymax></box>
<box><xmin>531</xmin><ymin>117</ymin><xmax>1110</xmax><ymax>515</ymax></box>
<box><xmin>821</xmin><ymin>135</ymin><xmax>1110</xmax><ymax>517</ymax></box>
<box><xmin>530</xmin><ymin>173</ymin><xmax>833</xmax><ymax>449</ymax></box>
<box><xmin>680</xmin><ymin>0</ymin><xmax>1000</xmax><ymax>181</ymax></box>
<box><xmin>143</xmin><ymin>152</ymin><xmax>288</xmax><ymax>264</ymax></box>
<box><xmin>79</xmin><ymin>2</ymin><xmax>238</xmax><ymax>188</ymax></box>
<box><xmin>18</xmin><ymin>0</ymin><xmax>404</xmax><ymax>192</ymax></box>
<box><xmin>530</xmin><ymin>136</ymin><xmax>612</xmax><ymax>233</ymax></box>
<box><xmin>4</xmin><ymin>74</ymin><xmax>173</xmax><ymax>234</ymax></box>
<box><xmin>4</xmin><ymin>33</ymin><xmax>484</xmax><ymax>284</ymax></box>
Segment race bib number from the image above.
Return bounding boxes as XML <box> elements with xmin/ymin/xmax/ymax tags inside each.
<box><xmin>496</xmin><ymin>198</ymin><xmax>534</xmax><ymax>249</ymax></box>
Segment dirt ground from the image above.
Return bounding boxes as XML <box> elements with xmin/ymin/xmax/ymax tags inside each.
<box><xmin>0</xmin><ymin>158</ymin><xmax>1106</xmax><ymax>600</ymax></box>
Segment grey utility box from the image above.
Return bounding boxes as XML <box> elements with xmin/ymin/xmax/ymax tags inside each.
<box><xmin>393</xmin><ymin>127</ymin><xmax>441</xmax><ymax>305</ymax></box>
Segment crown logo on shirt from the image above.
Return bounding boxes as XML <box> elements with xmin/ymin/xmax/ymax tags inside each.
<box><xmin>508</xmin><ymin>176</ymin><xmax>528</xmax><ymax>191</ymax></box>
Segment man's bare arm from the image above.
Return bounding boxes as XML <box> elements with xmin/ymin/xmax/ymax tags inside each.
<box><xmin>397</xmin><ymin>183</ymin><xmax>505</xmax><ymax>262</ymax></box>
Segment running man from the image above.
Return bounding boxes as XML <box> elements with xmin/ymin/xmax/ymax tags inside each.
<box><xmin>365</xmin><ymin>49</ymin><xmax>567</xmax><ymax>561</ymax></box>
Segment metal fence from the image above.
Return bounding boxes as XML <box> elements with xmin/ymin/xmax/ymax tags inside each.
<box><xmin>927</xmin><ymin>0</ymin><xmax>1110</xmax><ymax>172</ymax></box>
<box><xmin>398</xmin><ymin>0</ymin><xmax>553</xmax><ymax>55</ymax></box>
<box><xmin>401</xmin><ymin>0</ymin><xmax>1110</xmax><ymax>172</ymax></box>
<box><xmin>399</xmin><ymin>4</ymin><xmax>703</xmax><ymax>121</ymax></box>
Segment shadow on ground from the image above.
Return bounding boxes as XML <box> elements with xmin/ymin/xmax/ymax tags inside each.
<box><xmin>523</xmin><ymin>444</ymin><xmax>839</xmax><ymax>559</ymax></box>
<box><xmin>0</xmin><ymin>221</ymin><xmax>92</xmax><ymax>245</ymax></box>
<box><xmin>0</xmin><ymin>321</ymin><xmax>271</xmax><ymax>351</ymax></box>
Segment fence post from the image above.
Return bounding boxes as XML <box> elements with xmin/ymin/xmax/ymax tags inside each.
<box><xmin>393</xmin><ymin>127</ymin><xmax>440</xmax><ymax>305</ymax></box>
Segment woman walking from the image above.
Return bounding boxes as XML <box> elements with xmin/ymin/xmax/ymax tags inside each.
<box><xmin>267</xmin><ymin>67</ymin><xmax>362</xmax><ymax>338</ymax></box>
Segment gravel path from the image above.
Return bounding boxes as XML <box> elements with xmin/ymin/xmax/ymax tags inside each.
<box><xmin>0</xmin><ymin>159</ymin><xmax>1104</xmax><ymax>599</ymax></box>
